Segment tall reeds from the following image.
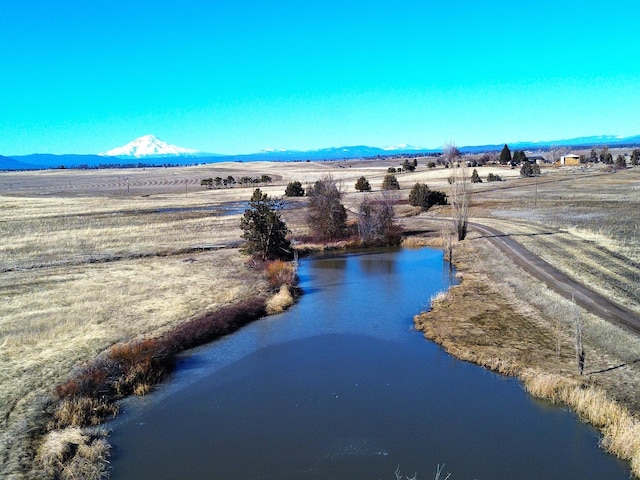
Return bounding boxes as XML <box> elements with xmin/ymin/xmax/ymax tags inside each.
<box><xmin>522</xmin><ymin>369</ymin><xmax>640</xmax><ymax>477</ymax></box>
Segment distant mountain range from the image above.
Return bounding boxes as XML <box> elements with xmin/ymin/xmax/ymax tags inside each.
<box><xmin>2</xmin><ymin>134</ymin><xmax>640</xmax><ymax>170</ymax></box>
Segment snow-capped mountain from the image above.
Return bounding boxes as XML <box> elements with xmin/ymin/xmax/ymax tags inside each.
<box><xmin>101</xmin><ymin>135</ymin><xmax>199</xmax><ymax>158</ymax></box>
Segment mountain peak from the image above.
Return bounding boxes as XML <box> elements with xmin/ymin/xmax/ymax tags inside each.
<box><xmin>101</xmin><ymin>135</ymin><xmax>198</xmax><ymax>158</ymax></box>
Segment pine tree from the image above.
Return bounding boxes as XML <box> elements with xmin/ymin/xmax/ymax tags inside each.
<box><xmin>499</xmin><ymin>144</ymin><xmax>512</xmax><ymax>165</ymax></box>
<box><xmin>240</xmin><ymin>189</ymin><xmax>291</xmax><ymax>260</ymax></box>
<box><xmin>354</xmin><ymin>176</ymin><xmax>371</xmax><ymax>192</ymax></box>
<box><xmin>381</xmin><ymin>174</ymin><xmax>400</xmax><ymax>190</ymax></box>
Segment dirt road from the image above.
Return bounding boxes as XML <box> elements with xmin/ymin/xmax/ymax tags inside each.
<box><xmin>469</xmin><ymin>221</ymin><xmax>640</xmax><ymax>336</ymax></box>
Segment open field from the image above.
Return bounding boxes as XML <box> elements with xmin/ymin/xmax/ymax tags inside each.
<box><xmin>1</xmin><ymin>158</ymin><xmax>639</xmax><ymax>478</ymax></box>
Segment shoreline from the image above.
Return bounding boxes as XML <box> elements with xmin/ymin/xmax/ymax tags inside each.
<box><xmin>414</xmin><ymin>237</ymin><xmax>640</xmax><ymax>478</ymax></box>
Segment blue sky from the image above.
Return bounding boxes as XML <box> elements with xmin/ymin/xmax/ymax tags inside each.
<box><xmin>1</xmin><ymin>0</ymin><xmax>638</xmax><ymax>155</ymax></box>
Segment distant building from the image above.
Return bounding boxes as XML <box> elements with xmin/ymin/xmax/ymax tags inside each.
<box><xmin>560</xmin><ymin>154</ymin><xmax>581</xmax><ymax>166</ymax></box>
<box><xmin>528</xmin><ymin>155</ymin><xmax>547</xmax><ymax>164</ymax></box>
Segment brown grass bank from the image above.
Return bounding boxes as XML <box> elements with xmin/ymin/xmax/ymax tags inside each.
<box><xmin>414</xmin><ymin>238</ymin><xmax>640</xmax><ymax>478</ymax></box>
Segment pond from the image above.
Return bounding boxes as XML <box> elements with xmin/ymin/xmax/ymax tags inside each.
<box><xmin>108</xmin><ymin>247</ymin><xmax>630</xmax><ymax>479</ymax></box>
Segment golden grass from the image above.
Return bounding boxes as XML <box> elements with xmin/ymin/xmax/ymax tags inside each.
<box><xmin>35</xmin><ymin>428</ymin><xmax>110</xmax><ymax>480</ymax></box>
<box><xmin>416</xmin><ymin>238</ymin><xmax>640</xmax><ymax>478</ymax></box>
<box><xmin>521</xmin><ymin>368</ymin><xmax>640</xmax><ymax>475</ymax></box>
<box><xmin>265</xmin><ymin>284</ymin><xmax>295</xmax><ymax>315</ymax></box>
<box><xmin>0</xmin><ymin>187</ymin><xmax>271</xmax><ymax>479</ymax></box>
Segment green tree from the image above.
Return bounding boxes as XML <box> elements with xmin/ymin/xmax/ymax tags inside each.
<box><xmin>307</xmin><ymin>175</ymin><xmax>347</xmax><ymax>240</ymax></box>
<box><xmin>499</xmin><ymin>144</ymin><xmax>512</xmax><ymax>165</ymax></box>
<box><xmin>470</xmin><ymin>169</ymin><xmax>482</xmax><ymax>183</ymax></box>
<box><xmin>240</xmin><ymin>189</ymin><xmax>291</xmax><ymax>260</ymax></box>
<box><xmin>486</xmin><ymin>172</ymin><xmax>502</xmax><ymax>182</ymax></box>
<box><xmin>284</xmin><ymin>180</ymin><xmax>305</xmax><ymax>197</ymax></box>
<box><xmin>631</xmin><ymin>149</ymin><xmax>640</xmax><ymax>166</ymax></box>
<box><xmin>589</xmin><ymin>148</ymin><xmax>598</xmax><ymax>162</ymax></box>
<box><xmin>615</xmin><ymin>154</ymin><xmax>627</xmax><ymax>169</ymax></box>
<box><xmin>408</xmin><ymin>183</ymin><xmax>447</xmax><ymax>211</ymax></box>
<box><xmin>354</xmin><ymin>176</ymin><xmax>371</xmax><ymax>192</ymax></box>
<box><xmin>381</xmin><ymin>174</ymin><xmax>400</xmax><ymax>190</ymax></box>
<box><xmin>512</xmin><ymin>150</ymin><xmax>527</xmax><ymax>164</ymax></box>
<box><xmin>402</xmin><ymin>158</ymin><xmax>416</xmax><ymax>172</ymax></box>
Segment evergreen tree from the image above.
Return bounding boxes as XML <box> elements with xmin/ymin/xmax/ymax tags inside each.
<box><xmin>512</xmin><ymin>150</ymin><xmax>528</xmax><ymax>164</ymax></box>
<box><xmin>284</xmin><ymin>180</ymin><xmax>305</xmax><ymax>197</ymax></box>
<box><xmin>381</xmin><ymin>174</ymin><xmax>400</xmax><ymax>190</ymax></box>
<box><xmin>408</xmin><ymin>183</ymin><xmax>447</xmax><ymax>211</ymax></box>
<box><xmin>240</xmin><ymin>189</ymin><xmax>291</xmax><ymax>260</ymax></box>
<box><xmin>631</xmin><ymin>149</ymin><xmax>640</xmax><ymax>166</ymax></box>
<box><xmin>499</xmin><ymin>144</ymin><xmax>512</xmax><ymax>165</ymax></box>
<box><xmin>402</xmin><ymin>159</ymin><xmax>416</xmax><ymax>172</ymax></box>
<box><xmin>354</xmin><ymin>176</ymin><xmax>371</xmax><ymax>192</ymax></box>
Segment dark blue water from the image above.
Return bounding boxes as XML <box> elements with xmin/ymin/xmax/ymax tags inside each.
<box><xmin>108</xmin><ymin>248</ymin><xmax>630</xmax><ymax>479</ymax></box>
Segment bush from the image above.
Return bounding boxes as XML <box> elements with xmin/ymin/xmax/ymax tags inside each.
<box><xmin>427</xmin><ymin>162</ymin><xmax>436</xmax><ymax>168</ymax></box>
<box><xmin>387</xmin><ymin>167</ymin><xmax>396</xmax><ymax>173</ymax></box>
<box><xmin>408</xmin><ymin>183</ymin><xmax>447</xmax><ymax>211</ymax></box>
<box><xmin>487</xmin><ymin>172</ymin><xmax>502</xmax><ymax>182</ymax></box>
<box><xmin>471</xmin><ymin>169</ymin><xmax>482</xmax><ymax>183</ymax></box>
<box><xmin>265</xmin><ymin>259</ymin><xmax>297</xmax><ymax>288</ymax></box>
<box><xmin>284</xmin><ymin>180</ymin><xmax>305</xmax><ymax>197</ymax></box>
<box><xmin>381</xmin><ymin>174</ymin><xmax>400</xmax><ymax>190</ymax></box>
<box><xmin>355</xmin><ymin>176</ymin><xmax>371</xmax><ymax>192</ymax></box>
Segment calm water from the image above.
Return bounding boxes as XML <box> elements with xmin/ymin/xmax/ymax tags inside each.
<box><xmin>108</xmin><ymin>248</ymin><xmax>630</xmax><ymax>479</ymax></box>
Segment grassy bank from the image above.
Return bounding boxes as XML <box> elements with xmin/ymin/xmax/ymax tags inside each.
<box><xmin>415</xmin><ymin>238</ymin><xmax>640</xmax><ymax>478</ymax></box>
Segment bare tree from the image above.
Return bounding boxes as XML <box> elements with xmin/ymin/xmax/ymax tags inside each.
<box><xmin>356</xmin><ymin>191</ymin><xmax>398</xmax><ymax>244</ymax></box>
<box><xmin>445</xmin><ymin>143</ymin><xmax>469</xmax><ymax>241</ymax></box>
<box><xmin>306</xmin><ymin>174</ymin><xmax>347</xmax><ymax>240</ymax></box>
<box><xmin>548</xmin><ymin>145</ymin><xmax>569</xmax><ymax>164</ymax></box>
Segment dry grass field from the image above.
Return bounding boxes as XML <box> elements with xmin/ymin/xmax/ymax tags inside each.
<box><xmin>1</xmin><ymin>158</ymin><xmax>639</xmax><ymax>478</ymax></box>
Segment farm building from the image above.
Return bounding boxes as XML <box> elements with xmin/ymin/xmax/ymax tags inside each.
<box><xmin>560</xmin><ymin>154</ymin><xmax>581</xmax><ymax>166</ymax></box>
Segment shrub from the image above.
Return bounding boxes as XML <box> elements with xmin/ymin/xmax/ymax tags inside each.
<box><xmin>200</xmin><ymin>178</ymin><xmax>213</xmax><ymax>186</ymax></box>
<box><xmin>471</xmin><ymin>169</ymin><xmax>482</xmax><ymax>183</ymax></box>
<box><xmin>408</xmin><ymin>183</ymin><xmax>447</xmax><ymax>211</ymax></box>
<box><xmin>265</xmin><ymin>259</ymin><xmax>297</xmax><ymax>288</ymax></box>
<box><xmin>387</xmin><ymin>167</ymin><xmax>396</xmax><ymax>173</ymax></box>
<box><xmin>381</xmin><ymin>174</ymin><xmax>400</xmax><ymax>190</ymax></box>
<box><xmin>284</xmin><ymin>180</ymin><xmax>305</xmax><ymax>197</ymax></box>
<box><xmin>427</xmin><ymin>161</ymin><xmax>436</xmax><ymax>168</ymax></box>
<box><xmin>354</xmin><ymin>176</ymin><xmax>371</xmax><ymax>192</ymax></box>
<box><xmin>487</xmin><ymin>173</ymin><xmax>502</xmax><ymax>182</ymax></box>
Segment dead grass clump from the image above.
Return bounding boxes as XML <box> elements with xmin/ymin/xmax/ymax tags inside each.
<box><xmin>402</xmin><ymin>236</ymin><xmax>439</xmax><ymax>249</ymax></box>
<box><xmin>108</xmin><ymin>338</ymin><xmax>171</xmax><ymax>397</ymax></box>
<box><xmin>521</xmin><ymin>370</ymin><xmax>580</xmax><ymax>403</ymax></box>
<box><xmin>36</xmin><ymin>428</ymin><xmax>110</xmax><ymax>480</ymax></box>
<box><xmin>50</xmin><ymin>397</ymin><xmax>119</xmax><ymax>429</ymax></box>
<box><xmin>602</xmin><ymin>412</ymin><xmax>640</xmax><ymax>475</ymax></box>
<box><xmin>265</xmin><ymin>285</ymin><xmax>294</xmax><ymax>315</ymax></box>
